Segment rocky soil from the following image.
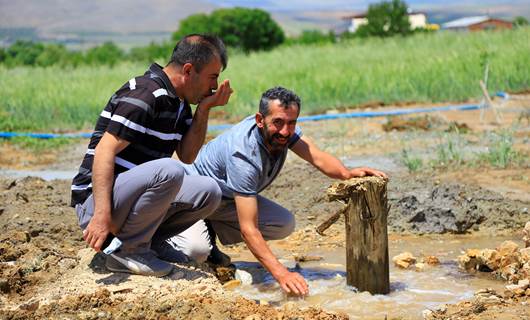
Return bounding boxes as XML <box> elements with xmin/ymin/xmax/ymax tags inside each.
<box><xmin>1</xmin><ymin>96</ymin><xmax>529</xmax><ymax>319</ymax></box>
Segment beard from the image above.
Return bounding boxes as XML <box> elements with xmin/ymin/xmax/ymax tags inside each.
<box><xmin>260</xmin><ymin>125</ymin><xmax>290</xmax><ymax>155</ymax></box>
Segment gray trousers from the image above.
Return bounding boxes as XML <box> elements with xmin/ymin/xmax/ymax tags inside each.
<box><xmin>168</xmin><ymin>194</ymin><xmax>296</xmax><ymax>262</ymax></box>
<box><xmin>75</xmin><ymin>158</ymin><xmax>222</xmax><ymax>254</ymax></box>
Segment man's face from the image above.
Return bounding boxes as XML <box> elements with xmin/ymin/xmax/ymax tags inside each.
<box><xmin>186</xmin><ymin>57</ymin><xmax>222</xmax><ymax>105</ymax></box>
<box><xmin>256</xmin><ymin>99</ymin><xmax>299</xmax><ymax>154</ymax></box>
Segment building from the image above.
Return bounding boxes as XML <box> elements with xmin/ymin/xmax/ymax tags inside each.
<box><xmin>342</xmin><ymin>11</ymin><xmax>427</xmax><ymax>33</ymax></box>
<box><xmin>441</xmin><ymin>16</ymin><xmax>513</xmax><ymax>31</ymax></box>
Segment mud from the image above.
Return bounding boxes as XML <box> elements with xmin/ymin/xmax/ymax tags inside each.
<box><xmin>264</xmin><ymin>162</ymin><xmax>528</xmax><ymax>235</ymax></box>
<box><xmin>1</xmin><ymin>95</ymin><xmax>529</xmax><ymax>318</ymax></box>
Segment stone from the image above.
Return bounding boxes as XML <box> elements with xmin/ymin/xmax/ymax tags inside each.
<box><xmin>423</xmin><ymin>256</ymin><xmax>440</xmax><ymax>266</ymax></box>
<box><xmin>523</xmin><ymin>221</ymin><xmax>530</xmax><ymax>248</ymax></box>
<box><xmin>478</xmin><ymin>249</ymin><xmax>499</xmax><ymax>270</ymax></box>
<box><xmin>415</xmin><ymin>263</ymin><xmax>426</xmax><ymax>272</ymax></box>
<box><xmin>222</xmin><ymin>279</ymin><xmax>241</xmax><ymax>290</ymax></box>
<box><xmin>392</xmin><ymin>252</ymin><xmax>416</xmax><ymax>269</ymax></box>
<box><xmin>518</xmin><ymin>278</ymin><xmax>530</xmax><ymax>289</ymax></box>
<box><xmin>235</xmin><ymin>269</ymin><xmax>253</xmax><ymax>285</ymax></box>
<box><xmin>244</xmin><ymin>314</ymin><xmax>261</xmax><ymax>320</ymax></box>
<box><xmin>457</xmin><ymin>254</ymin><xmax>478</xmax><ymax>271</ymax></box>
<box><xmin>421</xmin><ymin>309</ymin><xmax>433</xmax><ymax>318</ymax></box>
<box><xmin>466</xmin><ymin>249</ymin><xmax>481</xmax><ymax>258</ymax></box>
<box><xmin>477</xmin><ymin>294</ymin><xmax>501</xmax><ymax>304</ymax></box>
<box><xmin>19</xmin><ymin>300</ymin><xmax>39</xmax><ymax>311</ymax></box>
<box><xmin>513</xmin><ymin>288</ymin><xmax>525</xmax><ymax>296</ymax></box>
<box><xmin>497</xmin><ymin>241</ymin><xmax>519</xmax><ymax>256</ymax></box>
<box><xmin>520</xmin><ymin>248</ymin><xmax>530</xmax><ymax>261</ymax></box>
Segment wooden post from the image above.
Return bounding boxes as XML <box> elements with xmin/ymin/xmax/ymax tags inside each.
<box><xmin>327</xmin><ymin>176</ymin><xmax>390</xmax><ymax>294</ymax></box>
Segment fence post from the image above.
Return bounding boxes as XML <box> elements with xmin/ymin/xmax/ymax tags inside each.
<box><xmin>327</xmin><ymin>176</ymin><xmax>390</xmax><ymax>294</ymax></box>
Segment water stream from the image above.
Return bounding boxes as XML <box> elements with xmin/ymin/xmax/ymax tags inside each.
<box><xmin>232</xmin><ymin>235</ymin><xmax>517</xmax><ymax>319</ymax></box>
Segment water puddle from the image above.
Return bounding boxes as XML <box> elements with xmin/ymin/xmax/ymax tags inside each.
<box><xmin>232</xmin><ymin>235</ymin><xmax>517</xmax><ymax>319</ymax></box>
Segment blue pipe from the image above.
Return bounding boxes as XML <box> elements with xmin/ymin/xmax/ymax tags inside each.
<box><xmin>0</xmin><ymin>102</ymin><xmax>487</xmax><ymax>139</ymax></box>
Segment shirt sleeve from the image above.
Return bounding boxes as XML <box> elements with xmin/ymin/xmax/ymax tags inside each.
<box><xmin>225</xmin><ymin>151</ymin><xmax>260</xmax><ymax>196</ymax></box>
<box><xmin>106</xmin><ymin>87</ymin><xmax>154</xmax><ymax>143</ymax></box>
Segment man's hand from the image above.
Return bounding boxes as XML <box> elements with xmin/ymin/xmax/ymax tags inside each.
<box><xmin>348</xmin><ymin>167</ymin><xmax>388</xmax><ymax>179</ymax></box>
<box><xmin>199</xmin><ymin>79</ymin><xmax>233</xmax><ymax>110</ymax></box>
<box><xmin>82</xmin><ymin>211</ymin><xmax>116</xmax><ymax>252</ymax></box>
<box><xmin>276</xmin><ymin>269</ymin><xmax>309</xmax><ymax>296</ymax></box>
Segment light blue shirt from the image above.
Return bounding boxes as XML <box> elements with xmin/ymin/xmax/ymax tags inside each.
<box><xmin>184</xmin><ymin>116</ymin><xmax>302</xmax><ymax>198</ymax></box>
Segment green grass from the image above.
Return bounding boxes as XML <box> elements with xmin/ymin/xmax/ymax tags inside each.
<box><xmin>478</xmin><ymin>130</ymin><xmax>523</xmax><ymax>168</ymax></box>
<box><xmin>1</xmin><ymin>27</ymin><xmax>529</xmax><ymax>132</ymax></box>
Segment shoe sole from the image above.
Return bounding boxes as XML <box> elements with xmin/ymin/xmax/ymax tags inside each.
<box><xmin>106</xmin><ymin>255</ymin><xmax>173</xmax><ymax>277</ymax></box>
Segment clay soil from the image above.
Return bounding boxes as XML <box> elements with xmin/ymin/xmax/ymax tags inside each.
<box><xmin>1</xmin><ymin>95</ymin><xmax>529</xmax><ymax>319</ymax></box>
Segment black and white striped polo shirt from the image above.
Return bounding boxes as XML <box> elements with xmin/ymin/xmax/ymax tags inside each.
<box><xmin>70</xmin><ymin>63</ymin><xmax>192</xmax><ymax>207</ymax></box>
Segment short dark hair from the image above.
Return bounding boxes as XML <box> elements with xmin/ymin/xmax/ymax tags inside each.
<box><xmin>259</xmin><ymin>86</ymin><xmax>301</xmax><ymax>117</ymax></box>
<box><xmin>169</xmin><ymin>34</ymin><xmax>227</xmax><ymax>72</ymax></box>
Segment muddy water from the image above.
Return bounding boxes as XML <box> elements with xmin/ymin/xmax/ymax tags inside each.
<box><xmin>233</xmin><ymin>235</ymin><xmax>519</xmax><ymax>320</ymax></box>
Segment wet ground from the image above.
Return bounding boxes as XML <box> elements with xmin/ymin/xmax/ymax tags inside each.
<box><xmin>0</xmin><ymin>95</ymin><xmax>529</xmax><ymax>319</ymax></box>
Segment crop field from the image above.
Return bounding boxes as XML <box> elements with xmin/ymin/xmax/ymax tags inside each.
<box><xmin>1</xmin><ymin>28</ymin><xmax>529</xmax><ymax>133</ymax></box>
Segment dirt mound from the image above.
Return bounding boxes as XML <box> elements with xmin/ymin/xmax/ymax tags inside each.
<box><xmin>0</xmin><ymin>176</ymin><xmax>346</xmax><ymax>319</ymax></box>
<box><xmin>266</xmin><ymin>163</ymin><xmax>528</xmax><ymax>235</ymax></box>
<box><xmin>388</xmin><ymin>178</ymin><xmax>527</xmax><ymax>234</ymax></box>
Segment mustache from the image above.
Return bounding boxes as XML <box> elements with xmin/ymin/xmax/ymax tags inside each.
<box><xmin>272</xmin><ymin>133</ymin><xmax>290</xmax><ymax>141</ymax></box>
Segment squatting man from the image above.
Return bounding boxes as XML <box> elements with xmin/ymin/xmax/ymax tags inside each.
<box><xmin>71</xmin><ymin>34</ymin><xmax>233</xmax><ymax>277</ymax></box>
<box><xmin>166</xmin><ymin>86</ymin><xmax>388</xmax><ymax>296</ymax></box>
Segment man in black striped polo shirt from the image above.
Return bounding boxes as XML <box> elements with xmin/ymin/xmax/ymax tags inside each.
<box><xmin>71</xmin><ymin>34</ymin><xmax>232</xmax><ymax>277</ymax></box>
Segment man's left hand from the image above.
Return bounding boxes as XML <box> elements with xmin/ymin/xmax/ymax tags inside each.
<box><xmin>348</xmin><ymin>167</ymin><xmax>388</xmax><ymax>179</ymax></box>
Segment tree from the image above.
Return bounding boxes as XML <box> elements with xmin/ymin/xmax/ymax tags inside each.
<box><xmin>172</xmin><ymin>13</ymin><xmax>211</xmax><ymax>41</ymax></box>
<box><xmin>5</xmin><ymin>40</ymin><xmax>45</xmax><ymax>66</ymax></box>
<box><xmin>85</xmin><ymin>42</ymin><xmax>124</xmax><ymax>66</ymax></box>
<box><xmin>356</xmin><ymin>0</ymin><xmax>411</xmax><ymax>38</ymax></box>
<box><xmin>172</xmin><ymin>7</ymin><xmax>285</xmax><ymax>52</ymax></box>
<box><xmin>513</xmin><ymin>16</ymin><xmax>529</xmax><ymax>27</ymax></box>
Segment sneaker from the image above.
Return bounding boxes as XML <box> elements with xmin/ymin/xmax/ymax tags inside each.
<box><xmin>206</xmin><ymin>244</ymin><xmax>232</xmax><ymax>267</ymax></box>
<box><xmin>151</xmin><ymin>240</ymin><xmax>190</xmax><ymax>264</ymax></box>
<box><xmin>105</xmin><ymin>250</ymin><xmax>173</xmax><ymax>277</ymax></box>
<box><xmin>205</xmin><ymin>219</ymin><xmax>232</xmax><ymax>267</ymax></box>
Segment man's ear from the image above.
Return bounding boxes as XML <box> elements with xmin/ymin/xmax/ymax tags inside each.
<box><xmin>182</xmin><ymin>63</ymin><xmax>193</xmax><ymax>77</ymax></box>
<box><xmin>255</xmin><ymin>112</ymin><xmax>265</xmax><ymax>128</ymax></box>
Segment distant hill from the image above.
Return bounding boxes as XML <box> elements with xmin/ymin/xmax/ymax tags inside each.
<box><xmin>1</xmin><ymin>0</ymin><xmax>529</xmax><ymax>48</ymax></box>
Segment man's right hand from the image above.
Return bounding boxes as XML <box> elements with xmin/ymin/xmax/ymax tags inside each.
<box><xmin>275</xmin><ymin>269</ymin><xmax>309</xmax><ymax>296</ymax></box>
<box><xmin>83</xmin><ymin>212</ymin><xmax>115</xmax><ymax>252</ymax></box>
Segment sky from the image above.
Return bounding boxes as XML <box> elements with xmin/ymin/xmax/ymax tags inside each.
<box><xmin>206</xmin><ymin>0</ymin><xmax>523</xmax><ymax>12</ymax></box>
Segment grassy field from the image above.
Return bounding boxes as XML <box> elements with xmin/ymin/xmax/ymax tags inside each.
<box><xmin>1</xmin><ymin>27</ymin><xmax>529</xmax><ymax>132</ymax></box>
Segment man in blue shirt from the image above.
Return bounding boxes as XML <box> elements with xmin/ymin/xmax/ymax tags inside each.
<box><xmin>166</xmin><ymin>86</ymin><xmax>387</xmax><ymax>295</ymax></box>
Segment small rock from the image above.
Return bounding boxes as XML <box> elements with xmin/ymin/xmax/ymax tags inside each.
<box><xmin>421</xmin><ymin>309</ymin><xmax>433</xmax><ymax>318</ymax></box>
<box><xmin>0</xmin><ymin>279</ymin><xmax>9</xmax><ymax>293</ymax></box>
<box><xmin>423</xmin><ymin>256</ymin><xmax>440</xmax><ymax>266</ymax></box>
<box><xmin>518</xmin><ymin>278</ymin><xmax>530</xmax><ymax>289</ymax></box>
<box><xmin>477</xmin><ymin>295</ymin><xmax>501</xmax><ymax>304</ymax></box>
<box><xmin>523</xmin><ymin>221</ymin><xmax>530</xmax><ymax>248</ymax></box>
<box><xmin>526</xmin><ymin>288</ymin><xmax>530</xmax><ymax>296</ymax></box>
<box><xmin>19</xmin><ymin>300</ymin><xmax>39</xmax><ymax>311</ymax></box>
<box><xmin>392</xmin><ymin>252</ymin><xmax>416</xmax><ymax>269</ymax></box>
<box><xmin>478</xmin><ymin>249</ymin><xmax>499</xmax><ymax>270</ymax></box>
<box><xmin>244</xmin><ymin>314</ymin><xmax>261</xmax><ymax>320</ymax></box>
<box><xmin>497</xmin><ymin>241</ymin><xmax>519</xmax><ymax>256</ymax></box>
<box><xmin>235</xmin><ymin>269</ymin><xmax>253</xmax><ymax>285</ymax></box>
<box><xmin>415</xmin><ymin>263</ymin><xmax>426</xmax><ymax>272</ymax></box>
<box><xmin>503</xmin><ymin>290</ymin><xmax>515</xmax><ymax>298</ymax></box>
<box><xmin>222</xmin><ymin>279</ymin><xmax>241</xmax><ymax>290</ymax></box>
